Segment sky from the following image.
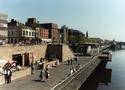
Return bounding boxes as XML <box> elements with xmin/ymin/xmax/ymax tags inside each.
<box><xmin>0</xmin><ymin>0</ymin><xmax>125</xmax><ymax>41</ymax></box>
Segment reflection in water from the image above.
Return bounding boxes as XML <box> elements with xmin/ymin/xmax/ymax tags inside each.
<box><xmin>79</xmin><ymin>50</ymin><xmax>125</xmax><ymax>90</ymax></box>
<box><xmin>79</xmin><ymin>61</ymin><xmax>112</xmax><ymax>90</ymax></box>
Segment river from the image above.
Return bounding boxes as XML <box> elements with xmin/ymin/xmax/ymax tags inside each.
<box><xmin>79</xmin><ymin>50</ymin><xmax>125</xmax><ymax>90</ymax></box>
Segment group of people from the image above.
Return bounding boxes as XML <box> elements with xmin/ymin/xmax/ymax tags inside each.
<box><xmin>39</xmin><ymin>66</ymin><xmax>50</xmax><ymax>82</ymax></box>
<box><xmin>69</xmin><ymin>63</ymin><xmax>81</xmax><ymax>76</ymax></box>
<box><xmin>4</xmin><ymin>68</ymin><xmax>12</xmax><ymax>84</ymax></box>
<box><xmin>68</xmin><ymin>56</ymin><xmax>78</xmax><ymax>65</ymax></box>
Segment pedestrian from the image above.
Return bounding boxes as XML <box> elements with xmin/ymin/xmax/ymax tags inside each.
<box><xmin>45</xmin><ymin>69</ymin><xmax>49</xmax><ymax>81</ymax></box>
<box><xmin>68</xmin><ymin>58</ymin><xmax>70</xmax><ymax>65</ymax></box>
<box><xmin>73</xmin><ymin>67</ymin><xmax>76</xmax><ymax>73</ymax></box>
<box><xmin>69</xmin><ymin>67</ymin><xmax>73</xmax><ymax>76</ymax></box>
<box><xmin>45</xmin><ymin>65</ymin><xmax>49</xmax><ymax>70</ymax></box>
<box><xmin>31</xmin><ymin>62</ymin><xmax>34</xmax><ymax>75</ymax></box>
<box><xmin>7</xmin><ymin>68</ymin><xmax>12</xmax><ymax>83</ymax></box>
<box><xmin>78</xmin><ymin>63</ymin><xmax>81</xmax><ymax>68</ymax></box>
<box><xmin>75</xmin><ymin>56</ymin><xmax>78</xmax><ymax>64</ymax></box>
<box><xmin>76</xmin><ymin>66</ymin><xmax>79</xmax><ymax>71</ymax></box>
<box><xmin>4</xmin><ymin>68</ymin><xmax>8</xmax><ymax>84</ymax></box>
<box><xmin>70</xmin><ymin>58</ymin><xmax>73</xmax><ymax>65</ymax></box>
<box><xmin>39</xmin><ymin>69</ymin><xmax>44</xmax><ymax>81</ymax></box>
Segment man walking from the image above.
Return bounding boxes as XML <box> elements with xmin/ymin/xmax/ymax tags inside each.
<box><xmin>31</xmin><ymin>62</ymin><xmax>34</xmax><ymax>75</ymax></box>
<box><xmin>68</xmin><ymin>58</ymin><xmax>70</xmax><ymax>65</ymax></box>
<box><xmin>70</xmin><ymin>58</ymin><xmax>73</xmax><ymax>65</ymax></box>
<box><xmin>75</xmin><ymin>56</ymin><xmax>78</xmax><ymax>64</ymax></box>
<box><xmin>4</xmin><ymin>68</ymin><xmax>8</xmax><ymax>84</ymax></box>
<box><xmin>7</xmin><ymin>68</ymin><xmax>12</xmax><ymax>83</ymax></box>
<box><xmin>45</xmin><ymin>69</ymin><xmax>49</xmax><ymax>81</ymax></box>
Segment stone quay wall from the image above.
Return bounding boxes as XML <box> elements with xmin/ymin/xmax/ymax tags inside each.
<box><xmin>0</xmin><ymin>44</ymin><xmax>74</xmax><ymax>63</ymax></box>
<box><xmin>51</xmin><ymin>56</ymin><xmax>101</xmax><ymax>90</ymax></box>
<box><xmin>0</xmin><ymin>44</ymin><xmax>47</xmax><ymax>63</ymax></box>
<box><xmin>62</xmin><ymin>44</ymin><xmax>75</xmax><ymax>62</ymax></box>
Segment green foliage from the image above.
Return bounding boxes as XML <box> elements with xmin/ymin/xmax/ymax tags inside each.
<box><xmin>80</xmin><ymin>38</ymin><xmax>95</xmax><ymax>44</ymax></box>
<box><xmin>68</xmin><ymin>35</ymin><xmax>76</xmax><ymax>44</ymax></box>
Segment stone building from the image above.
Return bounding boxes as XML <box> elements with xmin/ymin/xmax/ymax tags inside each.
<box><xmin>0</xmin><ymin>13</ymin><xmax>8</xmax><ymax>44</ymax></box>
<box><xmin>25</xmin><ymin>18</ymin><xmax>40</xmax><ymax>40</ymax></box>
<box><xmin>8</xmin><ymin>19</ymin><xmax>36</xmax><ymax>44</ymax></box>
<box><xmin>40</xmin><ymin>23</ymin><xmax>59</xmax><ymax>43</ymax></box>
<box><xmin>59</xmin><ymin>25</ymin><xmax>69</xmax><ymax>44</ymax></box>
<box><xmin>25</xmin><ymin>18</ymin><xmax>51</xmax><ymax>43</ymax></box>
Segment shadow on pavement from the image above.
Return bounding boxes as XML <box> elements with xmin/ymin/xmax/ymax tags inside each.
<box><xmin>32</xmin><ymin>80</ymin><xmax>45</xmax><ymax>83</ymax></box>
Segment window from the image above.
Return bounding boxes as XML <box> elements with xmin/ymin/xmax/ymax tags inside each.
<box><xmin>32</xmin><ymin>32</ymin><xmax>34</xmax><ymax>36</ymax></box>
<box><xmin>8</xmin><ymin>31</ymin><xmax>10</xmax><ymax>36</ymax></box>
<box><xmin>11</xmin><ymin>32</ymin><xmax>13</xmax><ymax>36</ymax></box>
<box><xmin>29</xmin><ymin>32</ymin><xmax>31</xmax><ymax>36</ymax></box>
<box><xmin>26</xmin><ymin>31</ymin><xmax>28</xmax><ymax>36</ymax></box>
<box><xmin>23</xmin><ymin>31</ymin><xmax>25</xmax><ymax>36</ymax></box>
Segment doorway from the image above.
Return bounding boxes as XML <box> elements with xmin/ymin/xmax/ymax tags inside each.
<box><xmin>12</xmin><ymin>54</ymin><xmax>22</xmax><ymax>66</ymax></box>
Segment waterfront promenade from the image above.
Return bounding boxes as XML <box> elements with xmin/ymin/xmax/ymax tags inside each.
<box><xmin>0</xmin><ymin>56</ymin><xmax>93</xmax><ymax>90</ymax></box>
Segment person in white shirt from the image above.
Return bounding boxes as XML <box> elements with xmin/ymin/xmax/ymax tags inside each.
<box><xmin>4</xmin><ymin>68</ymin><xmax>8</xmax><ymax>83</ymax></box>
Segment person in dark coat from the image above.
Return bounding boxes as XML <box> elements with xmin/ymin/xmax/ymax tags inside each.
<box><xmin>45</xmin><ymin>69</ymin><xmax>49</xmax><ymax>81</ymax></box>
<box><xmin>75</xmin><ymin>56</ymin><xmax>78</xmax><ymax>64</ymax></box>
<box><xmin>7</xmin><ymin>68</ymin><xmax>12</xmax><ymax>83</ymax></box>
<box><xmin>31</xmin><ymin>62</ymin><xmax>34</xmax><ymax>75</ymax></box>
<box><xmin>68</xmin><ymin>58</ymin><xmax>70</xmax><ymax>65</ymax></box>
<box><xmin>70</xmin><ymin>58</ymin><xmax>73</xmax><ymax>65</ymax></box>
<box><xmin>4</xmin><ymin>68</ymin><xmax>8</xmax><ymax>84</ymax></box>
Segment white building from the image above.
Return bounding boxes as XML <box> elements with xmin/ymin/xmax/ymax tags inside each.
<box><xmin>8</xmin><ymin>26</ymin><xmax>36</xmax><ymax>44</ymax></box>
<box><xmin>0</xmin><ymin>13</ymin><xmax>8</xmax><ymax>45</ymax></box>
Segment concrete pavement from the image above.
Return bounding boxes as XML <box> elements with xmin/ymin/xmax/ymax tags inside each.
<box><xmin>0</xmin><ymin>56</ymin><xmax>93</xmax><ymax>90</ymax></box>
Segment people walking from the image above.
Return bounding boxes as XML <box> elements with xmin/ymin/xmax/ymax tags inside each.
<box><xmin>31</xmin><ymin>62</ymin><xmax>34</xmax><ymax>75</ymax></box>
<box><xmin>45</xmin><ymin>69</ymin><xmax>49</xmax><ymax>81</ymax></box>
<box><xmin>4</xmin><ymin>68</ymin><xmax>8</xmax><ymax>84</ymax></box>
<box><xmin>70</xmin><ymin>58</ymin><xmax>73</xmax><ymax>65</ymax></box>
<box><xmin>7</xmin><ymin>68</ymin><xmax>12</xmax><ymax>83</ymax></box>
<box><xmin>69</xmin><ymin>67</ymin><xmax>73</xmax><ymax>76</ymax></box>
<box><xmin>73</xmin><ymin>67</ymin><xmax>76</xmax><ymax>73</ymax></box>
<box><xmin>68</xmin><ymin>58</ymin><xmax>70</xmax><ymax>65</ymax></box>
<box><xmin>39</xmin><ymin>69</ymin><xmax>44</xmax><ymax>81</ymax></box>
<box><xmin>75</xmin><ymin>56</ymin><xmax>78</xmax><ymax>64</ymax></box>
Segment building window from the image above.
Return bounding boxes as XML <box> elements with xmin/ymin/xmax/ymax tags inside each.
<box><xmin>32</xmin><ymin>32</ymin><xmax>34</xmax><ymax>36</ymax></box>
<box><xmin>26</xmin><ymin>31</ymin><xmax>28</xmax><ymax>36</ymax></box>
<box><xmin>23</xmin><ymin>31</ymin><xmax>25</xmax><ymax>36</ymax></box>
<box><xmin>29</xmin><ymin>32</ymin><xmax>31</xmax><ymax>36</ymax></box>
<box><xmin>11</xmin><ymin>32</ymin><xmax>13</xmax><ymax>36</ymax></box>
<box><xmin>8</xmin><ymin>31</ymin><xmax>10</xmax><ymax>36</ymax></box>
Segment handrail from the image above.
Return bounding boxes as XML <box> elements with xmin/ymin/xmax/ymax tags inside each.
<box><xmin>50</xmin><ymin>55</ymin><xmax>99</xmax><ymax>90</ymax></box>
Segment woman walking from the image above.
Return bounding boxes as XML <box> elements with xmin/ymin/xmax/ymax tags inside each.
<box><xmin>39</xmin><ymin>69</ymin><xmax>44</xmax><ymax>82</ymax></box>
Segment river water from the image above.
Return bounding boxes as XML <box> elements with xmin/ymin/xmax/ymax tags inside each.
<box><xmin>79</xmin><ymin>50</ymin><xmax>125</xmax><ymax>90</ymax></box>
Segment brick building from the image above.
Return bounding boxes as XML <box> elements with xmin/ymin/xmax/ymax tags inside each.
<box><xmin>40</xmin><ymin>23</ymin><xmax>59</xmax><ymax>43</ymax></box>
<box><xmin>0</xmin><ymin>13</ymin><xmax>8</xmax><ymax>44</ymax></box>
<box><xmin>25</xmin><ymin>18</ymin><xmax>50</xmax><ymax>43</ymax></box>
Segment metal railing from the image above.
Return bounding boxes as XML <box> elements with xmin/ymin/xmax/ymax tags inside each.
<box><xmin>50</xmin><ymin>55</ymin><xmax>99</xmax><ymax>90</ymax></box>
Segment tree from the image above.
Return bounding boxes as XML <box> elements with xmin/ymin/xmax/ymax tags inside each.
<box><xmin>80</xmin><ymin>38</ymin><xmax>95</xmax><ymax>44</ymax></box>
<box><xmin>68</xmin><ymin>35</ymin><xmax>76</xmax><ymax>44</ymax></box>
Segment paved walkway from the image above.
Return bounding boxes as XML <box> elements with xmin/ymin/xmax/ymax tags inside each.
<box><xmin>0</xmin><ymin>56</ymin><xmax>92</xmax><ymax>90</ymax></box>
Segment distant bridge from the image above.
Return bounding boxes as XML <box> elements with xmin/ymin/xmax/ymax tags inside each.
<box><xmin>111</xmin><ymin>42</ymin><xmax>125</xmax><ymax>50</ymax></box>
